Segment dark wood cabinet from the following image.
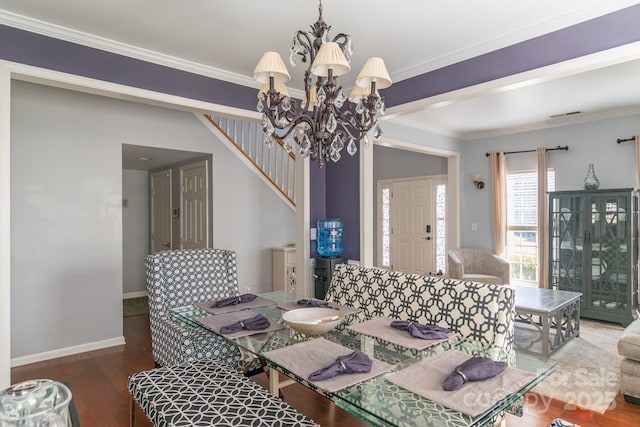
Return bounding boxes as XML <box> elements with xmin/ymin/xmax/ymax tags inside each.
<box><xmin>549</xmin><ymin>188</ymin><xmax>638</xmax><ymax>326</ymax></box>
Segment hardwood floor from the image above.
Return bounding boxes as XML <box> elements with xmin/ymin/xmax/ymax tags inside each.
<box><xmin>10</xmin><ymin>315</ymin><xmax>640</xmax><ymax>426</ymax></box>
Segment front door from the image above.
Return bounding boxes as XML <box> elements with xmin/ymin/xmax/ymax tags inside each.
<box><xmin>180</xmin><ymin>160</ymin><xmax>209</xmax><ymax>249</ymax></box>
<box><xmin>391</xmin><ymin>178</ymin><xmax>434</xmax><ymax>275</ymax></box>
<box><xmin>150</xmin><ymin>169</ymin><xmax>172</xmax><ymax>253</ymax></box>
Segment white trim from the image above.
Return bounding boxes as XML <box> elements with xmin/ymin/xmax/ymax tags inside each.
<box><xmin>10</xmin><ymin>336</ymin><xmax>126</xmax><ymax>368</ymax></box>
<box><xmin>0</xmin><ymin>10</ymin><xmax>257</xmax><ymax>89</ymax></box>
<box><xmin>295</xmin><ymin>155</ymin><xmax>310</xmax><ymax>298</ymax></box>
<box><xmin>195</xmin><ymin>114</ymin><xmax>295</xmax><ymax>211</ymax></box>
<box><xmin>375</xmin><ymin>137</ymin><xmax>459</xmax><ymax>158</ymax></box>
<box><xmin>123</xmin><ymin>291</ymin><xmax>148</xmax><ymax>299</ymax></box>
<box><xmin>387</xmin><ymin>41</ymin><xmax>640</xmax><ymax>138</ymax></box>
<box><xmin>360</xmin><ymin>136</ymin><xmax>374</xmax><ymax>267</ymax></box>
<box><xmin>461</xmin><ymin>105</ymin><xmax>640</xmax><ymax>140</ymax></box>
<box><xmin>0</xmin><ymin>10</ymin><xmax>306</xmax><ymax>100</ymax></box>
<box><xmin>390</xmin><ymin>1</ymin><xmax>640</xmax><ymax>82</ymax></box>
<box><xmin>2</xmin><ymin>60</ymin><xmax>262</xmax><ymax>121</ymax></box>
<box><xmin>0</xmin><ymin>65</ymin><xmax>10</xmax><ymax>388</ymax></box>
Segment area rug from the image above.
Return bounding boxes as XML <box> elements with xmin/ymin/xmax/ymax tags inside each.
<box><xmin>123</xmin><ymin>296</ymin><xmax>149</xmax><ymax>317</ymax></box>
<box><xmin>518</xmin><ymin>319</ymin><xmax>624</xmax><ymax>414</ymax></box>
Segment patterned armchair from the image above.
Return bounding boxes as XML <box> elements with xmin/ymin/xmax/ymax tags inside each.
<box><xmin>144</xmin><ymin>248</ymin><xmax>248</xmax><ymax>370</ymax></box>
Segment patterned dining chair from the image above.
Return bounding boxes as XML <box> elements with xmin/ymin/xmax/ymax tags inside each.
<box><xmin>144</xmin><ymin>248</ymin><xmax>257</xmax><ymax>373</ymax></box>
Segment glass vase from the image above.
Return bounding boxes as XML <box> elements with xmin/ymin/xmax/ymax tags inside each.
<box><xmin>583</xmin><ymin>163</ymin><xmax>600</xmax><ymax>190</ymax></box>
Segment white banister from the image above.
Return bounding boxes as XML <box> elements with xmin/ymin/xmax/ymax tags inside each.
<box><xmin>204</xmin><ymin>114</ymin><xmax>296</xmax><ymax>207</ymax></box>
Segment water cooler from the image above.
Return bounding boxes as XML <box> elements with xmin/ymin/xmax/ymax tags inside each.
<box><xmin>314</xmin><ymin>219</ymin><xmax>346</xmax><ymax>299</ymax></box>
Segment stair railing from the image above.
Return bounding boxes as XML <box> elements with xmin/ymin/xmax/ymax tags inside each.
<box><xmin>204</xmin><ymin>114</ymin><xmax>296</xmax><ymax>206</ymax></box>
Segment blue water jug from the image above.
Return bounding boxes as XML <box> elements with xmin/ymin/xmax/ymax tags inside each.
<box><xmin>317</xmin><ymin>219</ymin><xmax>343</xmax><ymax>257</ymax></box>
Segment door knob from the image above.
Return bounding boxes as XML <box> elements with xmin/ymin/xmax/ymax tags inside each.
<box><xmin>163</xmin><ymin>242</ymin><xmax>171</xmax><ymax>248</ymax></box>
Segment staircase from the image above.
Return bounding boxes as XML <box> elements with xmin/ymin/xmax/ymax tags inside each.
<box><xmin>203</xmin><ymin>114</ymin><xmax>296</xmax><ymax>207</ymax></box>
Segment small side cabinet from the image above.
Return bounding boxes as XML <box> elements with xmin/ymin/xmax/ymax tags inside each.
<box><xmin>272</xmin><ymin>246</ymin><xmax>296</xmax><ymax>292</ymax></box>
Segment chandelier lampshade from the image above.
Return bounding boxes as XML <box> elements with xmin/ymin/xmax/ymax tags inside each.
<box><xmin>253</xmin><ymin>51</ymin><xmax>291</xmax><ymax>84</ymax></box>
<box><xmin>253</xmin><ymin>0</ymin><xmax>391</xmax><ymax>168</ymax></box>
<box><xmin>310</xmin><ymin>42</ymin><xmax>351</xmax><ymax>77</ymax></box>
<box><xmin>356</xmin><ymin>57</ymin><xmax>392</xmax><ymax>89</ymax></box>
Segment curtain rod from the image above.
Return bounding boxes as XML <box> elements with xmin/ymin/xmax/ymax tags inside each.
<box><xmin>484</xmin><ymin>145</ymin><xmax>569</xmax><ymax>157</ymax></box>
<box><xmin>616</xmin><ymin>136</ymin><xmax>636</xmax><ymax>144</ymax></box>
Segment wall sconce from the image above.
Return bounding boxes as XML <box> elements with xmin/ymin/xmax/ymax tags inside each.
<box><xmin>472</xmin><ymin>174</ymin><xmax>485</xmax><ymax>189</ymax></box>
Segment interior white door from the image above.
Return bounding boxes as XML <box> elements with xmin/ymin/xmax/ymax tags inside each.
<box><xmin>391</xmin><ymin>178</ymin><xmax>435</xmax><ymax>274</ymax></box>
<box><xmin>180</xmin><ymin>160</ymin><xmax>209</xmax><ymax>249</ymax></box>
<box><xmin>150</xmin><ymin>169</ymin><xmax>172</xmax><ymax>253</ymax></box>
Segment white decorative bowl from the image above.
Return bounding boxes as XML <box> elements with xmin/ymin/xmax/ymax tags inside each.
<box><xmin>282</xmin><ymin>307</ymin><xmax>344</xmax><ymax>336</ymax></box>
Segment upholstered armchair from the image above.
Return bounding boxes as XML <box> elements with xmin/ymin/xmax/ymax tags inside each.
<box><xmin>447</xmin><ymin>248</ymin><xmax>510</xmax><ymax>285</ymax></box>
<box><xmin>145</xmin><ymin>248</ymin><xmax>251</xmax><ymax>371</ymax></box>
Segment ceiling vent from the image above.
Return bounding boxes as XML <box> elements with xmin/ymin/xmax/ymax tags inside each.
<box><xmin>549</xmin><ymin>111</ymin><xmax>582</xmax><ymax>119</ymax></box>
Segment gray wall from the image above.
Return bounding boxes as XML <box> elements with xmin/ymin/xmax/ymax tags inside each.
<box><xmin>122</xmin><ymin>169</ymin><xmax>149</xmax><ymax>295</ymax></box>
<box><xmin>460</xmin><ymin>115</ymin><xmax>640</xmax><ymax>250</ymax></box>
<box><xmin>10</xmin><ymin>81</ymin><xmax>295</xmax><ymax>359</ymax></box>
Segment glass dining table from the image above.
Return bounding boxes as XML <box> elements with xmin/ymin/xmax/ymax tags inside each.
<box><xmin>171</xmin><ymin>291</ymin><xmax>555</xmax><ymax>427</ymax></box>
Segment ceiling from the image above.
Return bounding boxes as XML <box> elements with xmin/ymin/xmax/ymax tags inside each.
<box><xmin>2</xmin><ymin>0</ymin><xmax>640</xmax><ymax>144</ymax></box>
<box><xmin>122</xmin><ymin>144</ymin><xmax>208</xmax><ymax>171</ymax></box>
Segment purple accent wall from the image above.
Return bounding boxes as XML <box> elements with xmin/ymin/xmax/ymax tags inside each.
<box><xmin>4</xmin><ymin>4</ymin><xmax>640</xmax><ymax>264</ymax></box>
<box><xmin>384</xmin><ymin>4</ymin><xmax>640</xmax><ymax>107</ymax></box>
<box><xmin>0</xmin><ymin>24</ymin><xmax>259</xmax><ymax>111</ymax></box>
<box><xmin>325</xmin><ymin>151</ymin><xmax>360</xmax><ymax>260</ymax></box>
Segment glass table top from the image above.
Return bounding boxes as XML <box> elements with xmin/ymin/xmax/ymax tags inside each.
<box><xmin>171</xmin><ymin>291</ymin><xmax>555</xmax><ymax>427</ymax></box>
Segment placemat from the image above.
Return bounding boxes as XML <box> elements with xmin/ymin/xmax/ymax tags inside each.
<box><xmin>195</xmin><ymin>310</ymin><xmax>284</xmax><ymax>339</ymax></box>
<box><xmin>195</xmin><ymin>295</ymin><xmax>276</xmax><ymax>315</ymax></box>
<box><xmin>263</xmin><ymin>337</ymin><xmax>393</xmax><ymax>393</ymax></box>
<box><xmin>277</xmin><ymin>300</ymin><xmax>361</xmax><ymax>316</ymax></box>
<box><xmin>385</xmin><ymin>350</ymin><xmax>536</xmax><ymax>417</ymax></box>
<box><xmin>347</xmin><ymin>317</ymin><xmax>452</xmax><ymax>350</ymax></box>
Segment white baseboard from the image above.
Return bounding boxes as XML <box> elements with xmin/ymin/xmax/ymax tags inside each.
<box><xmin>123</xmin><ymin>291</ymin><xmax>147</xmax><ymax>299</ymax></box>
<box><xmin>10</xmin><ymin>336</ymin><xmax>126</xmax><ymax>367</ymax></box>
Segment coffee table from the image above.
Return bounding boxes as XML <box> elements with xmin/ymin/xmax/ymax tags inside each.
<box><xmin>513</xmin><ymin>285</ymin><xmax>582</xmax><ymax>359</ymax></box>
<box><xmin>172</xmin><ymin>291</ymin><xmax>555</xmax><ymax>427</ymax></box>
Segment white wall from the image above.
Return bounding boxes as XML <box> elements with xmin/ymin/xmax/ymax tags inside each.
<box><xmin>10</xmin><ymin>81</ymin><xmax>295</xmax><ymax>360</ymax></box>
<box><xmin>460</xmin><ymin>115</ymin><xmax>640</xmax><ymax>249</ymax></box>
<box><xmin>122</xmin><ymin>169</ymin><xmax>149</xmax><ymax>295</ymax></box>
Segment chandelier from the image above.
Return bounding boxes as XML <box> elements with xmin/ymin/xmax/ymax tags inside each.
<box><xmin>253</xmin><ymin>0</ymin><xmax>392</xmax><ymax>168</ymax></box>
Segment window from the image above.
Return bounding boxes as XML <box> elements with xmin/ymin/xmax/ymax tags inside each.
<box><xmin>381</xmin><ymin>187</ymin><xmax>391</xmax><ymax>267</ymax></box>
<box><xmin>506</xmin><ymin>170</ymin><xmax>555</xmax><ymax>284</ymax></box>
<box><xmin>435</xmin><ymin>184</ymin><xmax>447</xmax><ymax>273</ymax></box>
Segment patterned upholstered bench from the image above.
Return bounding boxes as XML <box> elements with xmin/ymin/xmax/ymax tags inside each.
<box><xmin>325</xmin><ymin>264</ymin><xmax>516</xmax><ymax>363</ymax></box>
<box><xmin>128</xmin><ymin>359</ymin><xmax>319</xmax><ymax>427</ymax></box>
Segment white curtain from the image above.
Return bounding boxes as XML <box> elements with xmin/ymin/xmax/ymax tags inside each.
<box><xmin>490</xmin><ymin>152</ymin><xmax>507</xmax><ymax>256</ymax></box>
<box><xmin>537</xmin><ymin>147</ymin><xmax>549</xmax><ymax>288</ymax></box>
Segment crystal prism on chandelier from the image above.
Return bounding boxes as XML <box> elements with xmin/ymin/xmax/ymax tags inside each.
<box><xmin>253</xmin><ymin>0</ymin><xmax>391</xmax><ymax>168</ymax></box>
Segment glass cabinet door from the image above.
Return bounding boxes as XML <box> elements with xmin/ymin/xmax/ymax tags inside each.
<box><xmin>588</xmin><ymin>193</ymin><xmax>631</xmax><ymax>311</ymax></box>
<box><xmin>549</xmin><ymin>194</ymin><xmax>584</xmax><ymax>293</ymax></box>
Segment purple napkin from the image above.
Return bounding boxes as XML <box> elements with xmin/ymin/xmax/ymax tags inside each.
<box><xmin>308</xmin><ymin>350</ymin><xmax>372</xmax><ymax>381</ymax></box>
<box><xmin>390</xmin><ymin>320</ymin><xmax>450</xmax><ymax>340</ymax></box>
<box><xmin>211</xmin><ymin>293</ymin><xmax>258</xmax><ymax>308</ymax></box>
<box><xmin>297</xmin><ymin>298</ymin><xmax>334</xmax><ymax>308</ymax></box>
<box><xmin>219</xmin><ymin>313</ymin><xmax>270</xmax><ymax>334</ymax></box>
<box><xmin>443</xmin><ymin>356</ymin><xmax>508</xmax><ymax>391</ymax></box>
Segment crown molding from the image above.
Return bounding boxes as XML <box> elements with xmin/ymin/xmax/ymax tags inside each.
<box><xmin>390</xmin><ymin>0</ymin><xmax>640</xmax><ymax>83</ymax></box>
<box><xmin>0</xmin><ymin>10</ymin><xmax>265</xmax><ymax>90</ymax></box>
<box><xmin>460</xmin><ymin>106</ymin><xmax>640</xmax><ymax>141</ymax></box>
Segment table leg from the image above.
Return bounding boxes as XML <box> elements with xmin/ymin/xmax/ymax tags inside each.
<box><xmin>541</xmin><ymin>314</ymin><xmax>550</xmax><ymax>360</ymax></box>
<box><xmin>268</xmin><ymin>366</ymin><xmax>280</xmax><ymax>395</ymax></box>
